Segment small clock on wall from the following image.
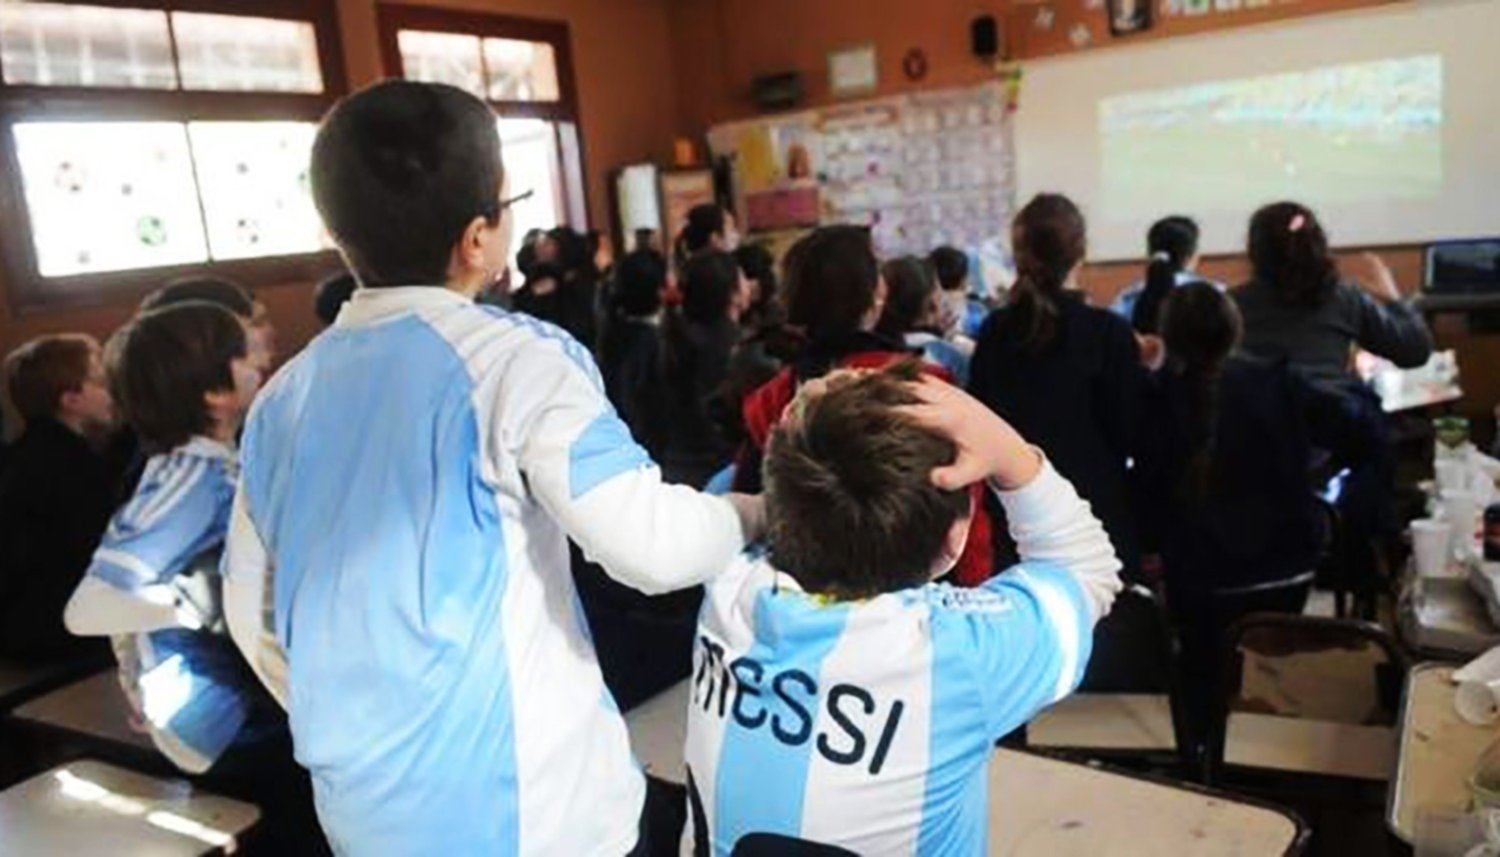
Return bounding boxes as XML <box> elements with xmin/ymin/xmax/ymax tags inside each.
<box><xmin>829</xmin><ymin>43</ymin><xmax>878</xmax><ymax>97</ymax></box>
<box><xmin>902</xmin><ymin>48</ymin><xmax>929</xmax><ymax>82</ymax></box>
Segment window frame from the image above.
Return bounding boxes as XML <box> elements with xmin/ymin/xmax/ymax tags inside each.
<box><xmin>376</xmin><ymin>4</ymin><xmax>589</xmax><ymax>227</ymax></box>
<box><xmin>0</xmin><ymin>0</ymin><xmax>348</xmax><ymax>314</ymax></box>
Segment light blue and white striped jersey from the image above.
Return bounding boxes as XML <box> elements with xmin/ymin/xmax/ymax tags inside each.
<box><xmin>85</xmin><ymin>437</ymin><xmax>258</xmax><ymax>773</ymax></box>
<box><xmin>685</xmin><ymin>464</ymin><xmax>1121</xmax><ymax>856</ymax></box>
<box><xmin>226</xmin><ymin>287</ymin><xmax>746</xmax><ymax>856</ymax></box>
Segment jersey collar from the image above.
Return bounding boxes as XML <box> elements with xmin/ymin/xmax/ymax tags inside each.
<box><xmin>335</xmin><ymin>286</ymin><xmax>473</xmax><ymax>329</ymax></box>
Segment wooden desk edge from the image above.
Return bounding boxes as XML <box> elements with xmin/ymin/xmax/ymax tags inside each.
<box><xmin>1001</xmin><ymin>747</ymin><xmax>1311</xmax><ymax>855</ymax></box>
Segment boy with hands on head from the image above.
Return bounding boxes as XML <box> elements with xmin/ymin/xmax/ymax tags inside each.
<box><xmin>686</xmin><ymin>367</ymin><xmax>1121</xmax><ymax>856</ymax></box>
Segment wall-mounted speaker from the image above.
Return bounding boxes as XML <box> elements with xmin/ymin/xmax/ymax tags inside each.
<box><xmin>971</xmin><ymin>15</ymin><xmax>1000</xmax><ymax>59</ymax></box>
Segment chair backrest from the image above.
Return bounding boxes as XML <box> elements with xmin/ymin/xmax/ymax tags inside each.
<box><xmin>1205</xmin><ymin>613</ymin><xmax>1407</xmax><ymax>782</ymax></box>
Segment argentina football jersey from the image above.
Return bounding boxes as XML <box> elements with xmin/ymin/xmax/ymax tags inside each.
<box><xmin>85</xmin><ymin>437</ymin><xmax>263</xmax><ymax>773</ymax></box>
<box><xmin>685</xmin><ymin>464</ymin><xmax>1112</xmax><ymax>856</ymax></box>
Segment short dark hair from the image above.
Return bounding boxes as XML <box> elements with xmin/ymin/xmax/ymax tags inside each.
<box><xmin>314</xmin><ymin>271</ymin><xmax>358</xmax><ymax>326</ymax></box>
<box><xmin>108</xmin><ymin>302</ymin><xmax>246</xmax><ymax>453</ymax></box>
<box><xmin>928</xmin><ymin>246</ymin><xmax>969</xmax><ymax>293</ymax></box>
<box><xmin>5</xmin><ymin>334</ymin><xmax>98</xmax><ymax>421</ymax></box>
<box><xmin>141</xmin><ymin>277</ymin><xmax>255</xmax><ymax>319</ymax></box>
<box><xmin>876</xmin><ymin>255</ymin><xmax>937</xmax><ymax>338</ymax></box>
<box><xmin>678</xmin><ymin>204</ymin><xmax>726</xmax><ymax>257</ymax></box>
<box><xmin>783</xmin><ymin>226</ymin><xmax>879</xmax><ymax>344</ymax></box>
<box><xmin>681</xmin><ymin>251</ymin><xmax>739</xmax><ymax>325</ymax></box>
<box><xmin>765</xmin><ymin>365</ymin><xmax>971</xmax><ymax>598</ymax></box>
<box><xmin>311</xmin><ymin>80</ymin><xmax>503</xmax><ymax>288</ymax></box>
<box><xmin>613</xmin><ymin>250</ymin><xmax>666</xmax><ymax>317</ymax></box>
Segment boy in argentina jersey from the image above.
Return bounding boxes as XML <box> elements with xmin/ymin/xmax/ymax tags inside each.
<box><xmin>685</xmin><ymin>369</ymin><xmax>1123</xmax><ymax>856</ymax></box>
<box><xmin>65</xmin><ymin>303</ymin><xmax>271</xmax><ymax>773</ymax></box>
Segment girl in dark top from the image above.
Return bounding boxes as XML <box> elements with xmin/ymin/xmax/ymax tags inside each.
<box><xmin>732</xmin><ymin>226</ymin><xmax>995</xmax><ymax>586</ymax></box>
<box><xmin>599</xmin><ymin>249</ymin><xmax>669</xmax><ymax>458</ymax></box>
<box><xmin>660</xmin><ymin>251</ymin><xmax>747</xmax><ymax>487</ymax></box>
<box><xmin>1138</xmin><ymin>282</ymin><xmax>1377</xmax><ymax>747</ymax></box>
<box><xmin>1130</xmin><ymin>216</ymin><xmax>1202</xmax><ymax>335</ymax></box>
<box><xmin>1234</xmin><ymin>202</ymin><xmax>1433</xmax><ymax>389</ymax></box>
<box><xmin>968</xmin><ymin>193</ymin><xmax>1145</xmax><ymax>581</ymax></box>
<box><xmin>1234</xmin><ymin>202</ymin><xmax>1432</xmax><ymax>595</ymax></box>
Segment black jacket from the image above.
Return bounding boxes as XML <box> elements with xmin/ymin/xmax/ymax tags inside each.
<box><xmin>1135</xmin><ymin>355</ymin><xmax>1378</xmax><ymax>596</ymax></box>
<box><xmin>600</xmin><ymin>315</ymin><xmax>668</xmax><ymax>459</ymax></box>
<box><xmin>0</xmin><ymin>419</ymin><xmax>125</xmax><ymax>661</ymax></box>
<box><xmin>968</xmin><ymin>294</ymin><xmax>1145</xmax><ymax>579</ymax></box>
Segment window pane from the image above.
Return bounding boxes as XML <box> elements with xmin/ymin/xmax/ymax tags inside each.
<box><xmin>483</xmin><ymin>38</ymin><xmax>559</xmax><ymax>102</ymax></box>
<box><xmin>0</xmin><ymin>3</ymin><xmax>175</xmax><ymax>89</ymax></box>
<box><xmin>12</xmin><ymin>122</ymin><xmax>208</xmax><ymax>277</ymax></box>
<box><xmin>172</xmin><ymin>13</ymin><xmax>323</xmax><ymax>94</ymax></box>
<box><xmin>497</xmin><ymin>118</ymin><xmax>562</xmax><ymax>264</ymax></box>
<box><xmin>188</xmin><ymin>122</ymin><xmax>327</xmax><ymax>261</ymax></box>
<box><xmin>397</xmin><ymin>30</ymin><xmax>483</xmax><ymax>96</ymax></box>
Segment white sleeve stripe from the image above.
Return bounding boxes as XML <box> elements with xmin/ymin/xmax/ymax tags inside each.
<box><xmin>93</xmin><ymin>548</ymin><xmax>165</xmax><ymax>586</ymax></box>
<box><xmin>1025</xmin><ymin>575</ymin><xmax>1083</xmax><ymax>703</ymax></box>
<box><xmin>134</xmin><ymin>458</ymin><xmax>206</xmax><ymax>531</ymax></box>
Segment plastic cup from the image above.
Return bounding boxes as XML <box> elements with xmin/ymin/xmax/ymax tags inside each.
<box><xmin>1413</xmin><ymin>518</ymin><xmax>1453</xmax><ymax>578</ymax></box>
<box><xmin>1436</xmin><ymin>459</ymin><xmax>1470</xmax><ymax>496</ymax></box>
<box><xmin>1457</xmin><ymin>679</ymin><xmax>1500</xmax><ymax>726</ymax></box>
<box><xmin>1444</xmin><ymin>491</ymin><xmax>1480</xmax><ymax>560</ymax></box>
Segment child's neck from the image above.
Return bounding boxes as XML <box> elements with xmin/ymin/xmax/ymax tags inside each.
<box><xmin>205</xmin><ymin>418</ymin><xmax>239</xmax><ymax>447</ymax></box>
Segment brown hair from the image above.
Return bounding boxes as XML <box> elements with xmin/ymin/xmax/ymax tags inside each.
<box><xmin>5</xmin><ymin>334</ymin><xmax>99</xmax><ymax>421</ymax></box>
<box><xmin>765</xmin><ymin>364</ymin><xmax>972</xmax><ymax>598</ymax></box>
<box><xmin>108</xmin><ymin>302</ymin><xmax>246</xmax><ymax>453</ymax></box>
<box><xmin>782</xmin><ymin>225</ymin><xmax>880</xmax><ymax>345</ymax></box>
<box><xmin>1009</xmin><ymin>193</ymin><xmax>1087</xmax><ymax>353</ymax></box>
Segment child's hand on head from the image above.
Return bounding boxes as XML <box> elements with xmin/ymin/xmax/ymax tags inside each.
<box><xmin>899</xmin><ymin>375</ymin><xmax>1041</xmax><ymax>491</ymax></box>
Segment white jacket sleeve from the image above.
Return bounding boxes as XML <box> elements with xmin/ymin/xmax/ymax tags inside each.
<box><xmin>222</xmin><ymin>482</ymin><xmax>290</xmax><ymax>708</ymax></box>
<box><xmin>494</xmin><ymin>346</ymin><xmax>749</xmax><ymax>595</ymax></box>
<box><xmin>63</xmin><ymin>577</ymin><xmax>180</xmax><ymax>636</ymax></box>
<box><xmin>991</xmin><ymin>459</ymin><xmax>1123</xmax><ymax>624</ymax></box>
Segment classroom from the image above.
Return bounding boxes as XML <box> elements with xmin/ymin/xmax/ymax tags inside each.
<box><xmin>1</xmin><ymin>0</ymin><xmax>1500</xmax><ymax>854</ymax></box>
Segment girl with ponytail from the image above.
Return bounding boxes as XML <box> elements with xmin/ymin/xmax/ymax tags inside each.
<box><xmin>1130</xmin><ymin>216</ymin><xmax>1210</xmax><ymax>335</ymax></box>
<box><xmin>968</xmin><ymin>193</ymin><xmax>1146</xmax><ymax>583</ymax></box>
<box><xmin>1235</xmin><ymin>201</ymin><xmax>1432</xmax><ymax>389</ymax></box>
<box><xmin>1137</xmin><ymin>281</ymin><xmax>1377</xmax><ymax>750</ymax></box>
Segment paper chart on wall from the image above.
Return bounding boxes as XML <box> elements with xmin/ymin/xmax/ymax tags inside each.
<box><xmin>707</xmin><ymin>81</ymin><xmax>1017</xmax><ymax>288</ymax></box>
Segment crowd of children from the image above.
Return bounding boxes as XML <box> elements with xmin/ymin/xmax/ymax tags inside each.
<box><xmin>0</xmin><ymin>76</ymin><xmax>1486</xmax><ymax>856</ymax></box>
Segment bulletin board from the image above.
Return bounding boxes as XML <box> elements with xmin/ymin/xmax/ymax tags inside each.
<box><xmin>707</xmin><ymin>81</ymin><xmax>1017</xmax><ymax>289</ymax></box>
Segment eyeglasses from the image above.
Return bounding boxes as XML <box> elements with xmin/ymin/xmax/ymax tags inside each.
<box><xmin>480</xmin><ymin>188</ymin><xmax>535</xmax><ymax>222</ymax></box>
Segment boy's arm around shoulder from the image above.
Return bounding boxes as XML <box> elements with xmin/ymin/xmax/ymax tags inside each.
<box><xmin>490</xmin><ymin>339</ymin><xmax>762</xmax><ymax>595</ymax></box>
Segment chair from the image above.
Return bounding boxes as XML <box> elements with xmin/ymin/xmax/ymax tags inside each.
<box><xmin>1205</xmin><ymin>613</ymin><xmax>1406</xmax><ymax>786</ymax></box>
<box><xmin>1027</xmin><ymin>587</ymin><xmax>1186</xmax><ymax>769</ymax></box>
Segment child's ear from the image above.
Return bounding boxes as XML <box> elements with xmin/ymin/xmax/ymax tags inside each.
<box><xmin>203</xmin><ymin>387</ymin><xmax>235</xmax><ymax>416</ymax></box>
<box><xmin>931</xmin><ymin>504</ymin><xmax>974</xmax><ymax>581</ymax></box>
<box><xmin>454</xmin><ymin>215</ymin><xmax>492</xmax><ymax>273</ymax></box>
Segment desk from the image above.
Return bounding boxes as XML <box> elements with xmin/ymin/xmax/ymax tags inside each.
<box><xmin>989</xmin><ymin>748</ymin><xmax>1304</xmax><ymax>855</ymax></box>
<box><xmin>625</xmin><ymin>682</ymin><xmax>1307</xmax><ymax>854</ymax></box>
<box><xmin>0</xmin><ymin>656</ymin><xmax>105</xmax><ymax>712</ymax></box>
<box><xmin>9</xmin><ymin>670</ymin><xmax>155</xmax><ymax>755</ymax></box>
<box><xmin>0</xmin><ymin>759</ymin><xmax>258</xmax><ymax>856</ymax></box>
<box><xmin>1389</xmin><ymin>663</ymin><xmax>1498</xmax><ymax>843</ymax></box>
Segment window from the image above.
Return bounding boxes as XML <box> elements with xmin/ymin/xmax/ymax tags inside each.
<box><xmin>0</xmin><ymin>1</ymin><xmax>346</xmax><ymax>310</ymax></box>
<box><xmin>378</xmin><ymin>6</ymin><xmax>587</xmax><ymax>264</ymax></box>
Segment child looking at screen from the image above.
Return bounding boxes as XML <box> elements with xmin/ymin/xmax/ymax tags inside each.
<box><xmin>0</xmin><ymin>334</ymin><xmax>120</xmax><ymax>662</ymax></box>
<box><xmin>686</xmin><ymin>367</ymin><xmax>1122</xmax><ymax>855</ymax></box>
<box><xmin>223</xmin><ymin>80</ymin><xmax>762</xmax><ymax>855</ymax></box>
<box><xmin>64</xmin><ymin>302</ymin><xmax>272</xmax><ymax>774</ymax></box>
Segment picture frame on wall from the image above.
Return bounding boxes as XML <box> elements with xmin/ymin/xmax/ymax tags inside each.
<box><xmin>828</xmin><ymin>44</ymin><xmax>878</xmax><ymax>98</ymax></box>
<box><xmin>1109</xmin><ymin>0</ymin><xmax>1153</xmax><ymax>35</ymax></box>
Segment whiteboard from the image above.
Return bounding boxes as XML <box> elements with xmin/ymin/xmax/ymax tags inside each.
<box><xmin>1015</xmin><ymin>0</ymin><xmax>1500</xmax><ymax>260</ymax></box>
